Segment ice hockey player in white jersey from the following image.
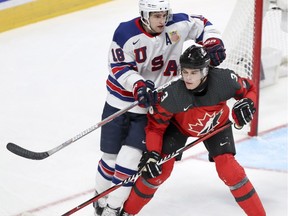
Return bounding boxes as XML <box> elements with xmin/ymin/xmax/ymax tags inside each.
<box><xmin>94</xmin><ymin>0</ymin><xmax>226</xmax><ymax>215</ymax></box>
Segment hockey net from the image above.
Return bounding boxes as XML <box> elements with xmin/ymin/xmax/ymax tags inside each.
<box><xmin>220</xmin><ymin>0</ymin><xmax>288</xmax><ymax>136</ymax></box>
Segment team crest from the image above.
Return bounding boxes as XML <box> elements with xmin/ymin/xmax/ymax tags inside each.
<box><xmin>188</xmin><ymin>110</ymin><xmax>224</xmax><ymax>136</ymax></box>
<box><xmin>169</xmin><ymin>31</ymin><xmax>180</xmax><ymax>43</ymax></box>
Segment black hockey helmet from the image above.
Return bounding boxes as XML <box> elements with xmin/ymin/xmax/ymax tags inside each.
<box><xmin>180</xmin><ymin>45</ymin><xmax>210</xmax><ymax>69</ymax></box>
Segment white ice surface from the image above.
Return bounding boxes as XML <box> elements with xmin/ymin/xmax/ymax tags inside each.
<box><xmin>0</xmin><ymin>0</ymin><xmax>287</xmax><ymax>215</ymax></box>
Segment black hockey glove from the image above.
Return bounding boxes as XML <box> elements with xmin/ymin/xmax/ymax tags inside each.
<box><xmin>138</xmin><ymin>151</ymin><xmax>162</xmax><ymax>179</ymax></box>
<box><xmin>133</xmin><ymin>80</ymin><xmax>158</xmax><ymax>108</ymax></box>
<box><xmin>232</xmin><ymin>98</ymin><xmax>256</xmax><ymax>128</ymax></box>
<box><xmin>203</xmin><ymin>38</ymin><xmax>226</xmax><ymax>66</ymax></box>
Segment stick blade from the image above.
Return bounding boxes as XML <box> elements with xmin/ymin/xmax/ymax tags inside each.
<box><xmin>6</xmin><ymin>143</ymin><xmax>49</xmax><ymax>160</ymax></box>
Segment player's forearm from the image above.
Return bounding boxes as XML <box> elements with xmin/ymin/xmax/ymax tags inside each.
<box><xmin>145</xmin><ymin>115</ymin><xmax>168</xmax><ymax>153</ymax></box>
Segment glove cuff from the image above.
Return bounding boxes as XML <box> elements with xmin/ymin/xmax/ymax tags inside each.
<box><xmin>203</xmin><ymin>38</ymin><xmax>224</xmax><ymax>48</ymax></box>
<box><xmin>133</xmin><ymin>80</ymin><xmax>146</xmax><ymax>96</ymax></box>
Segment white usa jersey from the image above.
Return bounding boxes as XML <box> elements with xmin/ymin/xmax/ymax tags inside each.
<box><xmin>105</xmin><ymin>13</ymin><xmax>222</xmax><ymax>114</ymax></box>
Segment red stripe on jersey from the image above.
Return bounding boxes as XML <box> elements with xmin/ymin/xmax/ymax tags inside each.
<box><xmin>106</xmin><ymin>79</ymin><xmax>133</xmax><ymax>97</ymax></box>
<box><xmin>203</xmin><ymin>17</ymin><xmax>209</xmax><ymax>26</ymax></box>
<box><xmin>111</xmin><ymin>65</ymin><xmax>126</xmax><ymax>75</ymax></box>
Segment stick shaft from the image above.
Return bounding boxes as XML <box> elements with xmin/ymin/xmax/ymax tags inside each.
<box><xmin>6</xmin><ymin>101</ymin><xmax>138</xmax><ymax>160</ymax></box>
<box><xmin>61</xmin><ymin>121</ymin><xmax>232</xmax><ymax>215</ymax></box>
<box><xmin>6</xmin><ymin>75</ymin><xmax>182</xmax><ymax>160</ymax></box>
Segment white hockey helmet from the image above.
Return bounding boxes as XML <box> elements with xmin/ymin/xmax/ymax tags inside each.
<box><xmin>139</xmin><ymin>0</ymin><xmax>172</xmax><ymax>26</ymax></box>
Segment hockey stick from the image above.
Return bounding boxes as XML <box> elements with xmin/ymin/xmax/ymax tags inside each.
<box><xmin>6</xmin><ymin>76</ymin><xmax>181</xmax><ymax>160</ymax></box>
<box><xmin>6</xmin><ymin>101</ymin><xmax>138</xmax><ymax>160</ymax></box>
<box><xmin>61</xmin><ymin>121</ymin><xmax>233</xmax><ymax>216</ymax></box>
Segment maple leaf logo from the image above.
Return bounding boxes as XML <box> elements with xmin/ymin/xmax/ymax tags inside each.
<box><xmin>188</xmin><ymin>109</ymin><xmax>224</xmax><ymax>136</ymax></box>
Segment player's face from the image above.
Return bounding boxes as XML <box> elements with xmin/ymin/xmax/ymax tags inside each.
<box><xmin>148</xmin><ymin>11</ymin><xmax>168</xmax><ymax>33</ymax></box>
<box><xmin>182</xmin><ymin>68</ymin><xmax>203</xmax><ymax>90</ymax></box>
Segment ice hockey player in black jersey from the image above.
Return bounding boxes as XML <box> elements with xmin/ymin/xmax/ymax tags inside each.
<box><xmin>120</xmin><ymin>45</ymin><xmax>266</xmax><ymax>216</ymax></box>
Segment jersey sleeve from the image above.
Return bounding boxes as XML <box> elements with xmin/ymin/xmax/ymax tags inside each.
<box><xmin>108</xmin><ymin>22</ymin><xmax>144</xmax><ymax>92</ymax></box>
<box><xmin>187</xmin><ymin>15</ymin><xmax>223</xmax><ymax>44</ymax></box>
<box><xmin>108</xmin><ymin>42</ymin><xmax>142</xmax><ymax>91</ymax></box>
<box><xmin>234</xmin><ymin>75</ymin><xmax>257</xmax><ymax>103</ymax></box>
<box><xmin>145</xmin><ymin>105</ymin><xmax>174</xmax><ymax>153</ymax></box>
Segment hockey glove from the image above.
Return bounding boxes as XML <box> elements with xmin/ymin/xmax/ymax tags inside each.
<box><xmin>232</xmin><ymin>98</ymin><xmax>256</xmax><ymax>127</ymax></box>
<box><xmin>203</xmin><ymin>38</ymin><xmax>226</xmax><ymax>66</ymax></box>
<box><xmin>133</xmin><ymin>80</ymin><xmax>158</xmax><ymax>108</ymax></box>
<box><xmin>138</xmin><ymin>151</ymin><xmax>162</xmax><ymax>179</ymax></box>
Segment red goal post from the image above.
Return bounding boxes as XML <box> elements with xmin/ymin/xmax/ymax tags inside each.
<box><xmin>220</xmin><ymin>0</ymin><xmax>264</xmax><ymax>136</ymax></box>
<box><xmin>221</xmin><ymin>0</ymin><xmax>287</xmax><ymax>136</ymax></box>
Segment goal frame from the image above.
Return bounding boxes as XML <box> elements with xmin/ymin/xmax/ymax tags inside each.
<box><xmin>249</xmin><ymin>0</ymin><xmax>264</xmax><ymax>136</ymax></box>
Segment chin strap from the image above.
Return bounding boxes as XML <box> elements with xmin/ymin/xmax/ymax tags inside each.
<box><xmin>190</xmin><ymin>76</ymin><xmax>208</xmax><ymax>94</ymax></box>
<box><xmin>140</xmin><ymin>19</ymin><xmax>157</xmax><ymax>34</ymax></box>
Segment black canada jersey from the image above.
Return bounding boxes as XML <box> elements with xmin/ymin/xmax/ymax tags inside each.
<box><xmin>159</xmin><ymin>68</ymin><xmax>243</xmax><ymax>113</ymax></box>
<box><xmin>145</xmin><ymin>68</ymin><xmax>256</xmax><ymax>153</ymax></box>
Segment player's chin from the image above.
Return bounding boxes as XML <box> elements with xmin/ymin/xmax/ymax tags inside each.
<box><xmin>156</xmin><ymin>26</ymin><xmax>165</xmax><ymax>33</ymax></box>
<box><xmin>184</xmin><ymin>82</ymin><xmax>196</xmax><ymax>90</ymax></box>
